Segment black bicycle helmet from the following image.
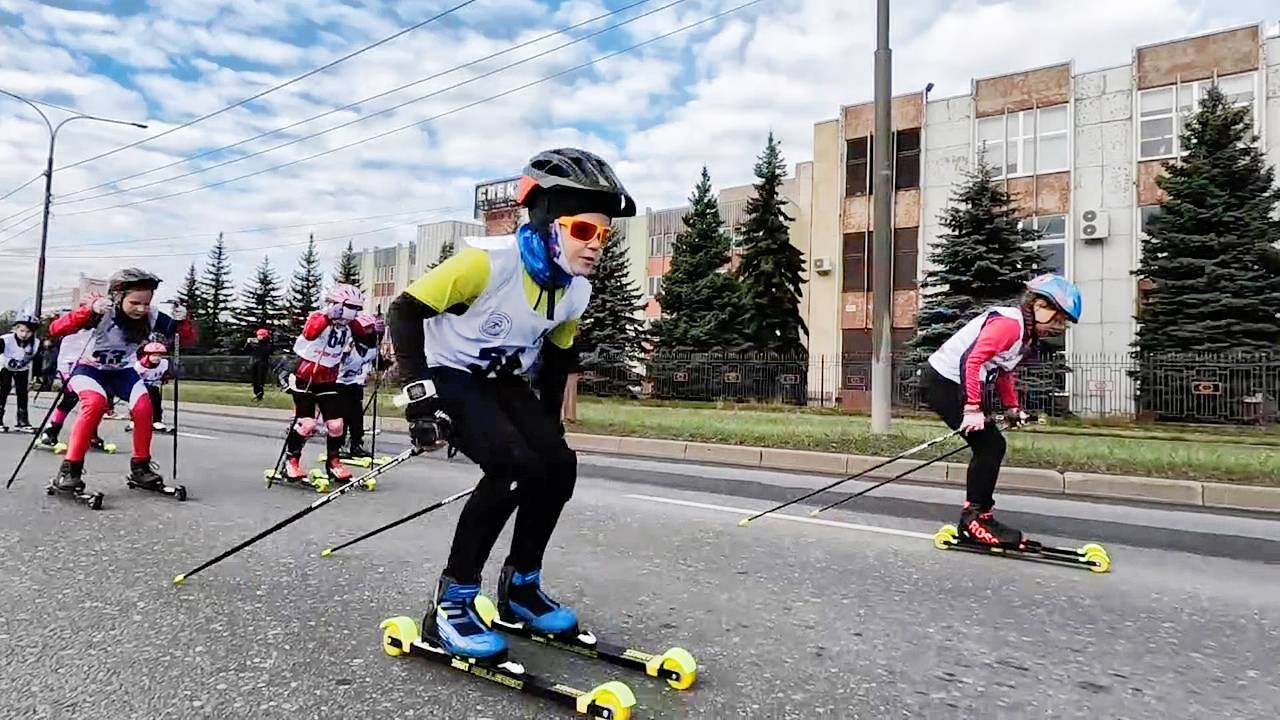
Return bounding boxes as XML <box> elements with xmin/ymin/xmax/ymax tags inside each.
<box><xmin>515</xmin><ymin>148</ymin><xmax>637</xmax><ymax>219</ymax></box>
<box><xmin>13</xmin><ymin>313</ymin><xmax>40</xmax><ymax>329</ymax></box>
<box><xmin>108</xmin><ymin>267</ymin><xmax>162</xmax><ymax>295</ymax></box>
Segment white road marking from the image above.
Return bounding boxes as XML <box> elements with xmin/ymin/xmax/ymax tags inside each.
<box><xmin>177</xmin><ymin>432</ymin><xmax>215</xmax><ymax>440</ymax></box>
<box><xmin>624</xmin><ymin>493</ymin><xmax>935</xmax><ymax>540</ymax></box>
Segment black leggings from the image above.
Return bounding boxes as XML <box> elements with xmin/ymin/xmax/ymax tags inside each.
<box><xmin>286</xmin><ymin>384</ymin><xmax>344</xmax><ymax>457</ymax></box>
<box><xmin>339</xmin><ymin>384</ymin><xmax>364</xmax><ymax>446</ymax></box>
<box><xmin>434</xmin><ymin>368</ymin><xmax>576</xmax><ymax>584</ymax></box>
<box><xmin>920</xmin><ymin>365</ymin><xmax>1006</xmax><ymax>509</ymax></box>
<box><xmin>0</xmin><ymin>368</ymin><xmax>29</xmax><ymax>426</ymax></box>
<box><xmin>147</xmin><ymin>385</ymin><xmax>163</xmax><ymax>423</ymax></box>
<box><xmin>250</xmin><ymin>361</ymin><xmax>268</xmax><ymax>399</ymax></box>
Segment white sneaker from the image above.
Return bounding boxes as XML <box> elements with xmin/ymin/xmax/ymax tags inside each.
<box><xmin>152</xmin><ymin>422</ymin><xmax>168</xmax><ymax>431</ymax></box>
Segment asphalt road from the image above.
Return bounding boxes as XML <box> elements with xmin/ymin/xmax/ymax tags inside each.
<box><xmin>1</xmin><ymin>409</ymin><xmax>1278</xmax><ymax>719</ymax></box>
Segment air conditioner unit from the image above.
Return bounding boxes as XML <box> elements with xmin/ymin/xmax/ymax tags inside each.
<box><xmin>813</xmin><ymin>256</ymin><xmax>834</xmax><ymax>274</ymax></box>
<box><xmin>1078</xmin><ymin>208</ymin><xmax>1110</xmax><ymax>243</ymax></box>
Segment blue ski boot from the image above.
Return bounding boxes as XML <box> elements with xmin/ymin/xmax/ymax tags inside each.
<box><xmin>496</xmin><ymin>565</ymin><xmax>579</xmax><ymax>636</ymax></box>
<box><xmin>421</xmin><ymin>574</ymin><xmax>507</xmax><ymax>663</ymax></box>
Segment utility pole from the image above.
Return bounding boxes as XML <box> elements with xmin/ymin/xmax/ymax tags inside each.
<box><xmin>869</xmin><ymin>0</ymin><xmax>893</xmax><ymax>434</ymax></box>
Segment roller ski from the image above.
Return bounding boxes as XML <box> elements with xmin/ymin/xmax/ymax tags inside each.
<box><xmin>0</xmin><ymin>424</ymin><xmax>36</xmax><ymax>434</ymax></box>
<box><xmin>380</xmin><ymin>576</ymin><xmax>636</xmax><ymax>719</ymax></box>
<box><xmin>309</xmin><ymin>454</ymin><xmax>376</xmax><ymax>491</ymax></box>
<box><xmin>89</xmin><ymin>436</ymin><xmax>118</xmax><ymax>454</ymax></box>
<box><xmin>264</xmin><ymin>455</ymin><xmax>330</xmax><ymax>493</ymax></box>
<box><xmin>45</xmin><ymin>461</ymin><xmax>104</xmax><ymax>511</ymax></box>
<box><xmin>933</xmin><ymin>504</ymin><xmax>1111</xmax><ymax>573</ymax></box>
<box><xmin>472</xmin><ymin>567</ymin><xmax>697</xmax><ymax>690</ymax></box>
<box><xmin>124</xmin><ymin>458</ymin><xmax>186</xmax><ymax>501</ymax></box>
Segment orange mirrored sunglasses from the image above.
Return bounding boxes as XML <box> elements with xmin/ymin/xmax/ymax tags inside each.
<box><xmin>557</xmin><ymin>217</ymin><xmax>612</xmax><ymax>245</ymax></box>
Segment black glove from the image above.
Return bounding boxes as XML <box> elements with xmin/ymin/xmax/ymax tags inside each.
<box><xmin>401</xmin><ymin>379</ymin><xmax>453</xmax><ymax>453</ymax></box>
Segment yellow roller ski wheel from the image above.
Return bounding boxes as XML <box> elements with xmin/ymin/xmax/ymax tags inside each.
<box><xmin>933</xmin><ymin>524</ymin><xmax>959</xmax><ymax>550</ymax></box>
<box><xmin>312</xmin><ymin>475</ymin><xmax>331</xmax><ymax>493</ymax></box>
<box><xmin>1080</xmin><ymin>543</ymin><xmax>1108</xmax><ymax>558</ymax></box>
<box><xmin>657</xmin><ymin>647</ymin><xmax>698</xmax><ymax>690</ymax></box>
<box><xmin>1083</xmin><ymin>549</ymin><xmax>1111</xmax><ymax>574</ymax></box>
<box><xmin>380</xmin><ymin>616</ymin><xmax>420</xmax><ymax>657</ymax></box>
<box><xmin>362</xmin><ymin>477</ymin><xmax>377</xmax><ymax>492</ymax></box>
<box><xmin>581</xmin><ymin>681</ymin><xmax>635</xmax><ymax>720</ymax></box>
<box><xmin>472</xmin><ymin>594</ymin><xmax>498</xmax><ymax>627</ymax></box>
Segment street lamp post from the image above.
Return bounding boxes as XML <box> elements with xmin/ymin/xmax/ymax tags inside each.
<box><xmin>0</xmin><ymin>90</ymin><xmax>147</xmax><ymax>317</ymax></box>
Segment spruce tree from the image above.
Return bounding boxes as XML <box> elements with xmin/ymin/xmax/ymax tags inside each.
<box><xmin>651</xmin><ymin>166</ymin><xmax>745</xmax><ymax>351</ymax></box>
<box><xmin>736</xmin><ymin>132</ymin><xmax>807</xmax><ymax>355</ymax></box>
<box><xmin>911</xmin><ymin>153</ymin><xmax>1044</xmax><ymax>357</ymax></box>
<box><xmin>199</xmin><ymin>232</ymin><xmax>234</xmax><ymax>353</ymax></box>
<box><xmin>1134</xmin><ymin>85</ymin><xmax>1280</xmax><ymax>355</ymax></box>
<box><xmin>438</xmin><ymin>238</ymin><xmax>456</xmax><ymax>263</ymax></box>
<box><xmin>334</xmin><ymin>240</ymin><xmax>361</xmax><ymax>286</ymax></box>
<box><xmin>175</xmin><ymin>262</ymin><xmax>204</xmax><ymax>350</ymax></box>
<box><xmin>576</xmin><ymin>224</ymin><xmax>645</xmax><ymax>363</ymax></box>
<box><xmin>235</xmin><ymin>256</ymin><xmax>287</xmax><ymax>345</ymax></box>
<box><xmin>288</xmin><ymin>233</ymin><xmax>324</xmax><ymax>335</ymax></box>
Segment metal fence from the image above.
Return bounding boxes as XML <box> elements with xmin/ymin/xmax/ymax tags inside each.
<box><xmin>179</xmin><ymin>351</ymin><xmax>1280</xmax><ymax>425</ymax></box>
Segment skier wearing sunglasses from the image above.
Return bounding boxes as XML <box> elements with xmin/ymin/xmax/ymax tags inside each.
<box><xmin>388</xmin><ymin>148</ymin><xmax>635</xmax><ymax>662</ymax></box>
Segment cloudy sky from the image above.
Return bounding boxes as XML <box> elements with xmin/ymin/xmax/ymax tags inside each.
<box><xmin>0</xmin><ymin>0</ymin><xmax>1275</xmax><ymax>312</ymax></box>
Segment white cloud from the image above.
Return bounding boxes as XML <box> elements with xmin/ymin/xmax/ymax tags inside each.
<box><xmin>1</xmin><ymin>0</ymin><xmax>1276</xmax><ymax>312</ymax></box>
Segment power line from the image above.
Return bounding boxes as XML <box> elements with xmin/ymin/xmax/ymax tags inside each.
<box><xmin>0</xmin><ymin>173</ymin><xmax>43</xmax><ymax>202</ymax></box>
<box><xmin>55</xmin><ymin>0</ymin><xmax>686</xmax><ymax>209</ymax></box>
<box><xmin>0</xmin><ymin>216</ymin><xmax>42</xmax><ymax>246</ymax></box>
<box><xmin>0</xmin><ymin>201</ymin><xmax>43</xmax><ymax>228</ymax></box>
<box><xmin>54</xmin><ymin>0</ymin><xmax>658</xmax><ymax>203</ymax></box>
<box><xmin>0</xmin><ymin>205</ymin><xmax>43</xmax><ymax>238</ymax></box>
<box><xmin>0</xmin><ymin>210</ymin><xmax>459</xmax><ymax>260</ymax></box>
<box><xmin>58</xmin><ymin>0</ymin><xmax>761</xmax><ymax>217</ymax></box>
<box><xmin>54</xmin><ymin>0</ymin><xmax>480</xmax><ymax>173</ymax></box>
<box><xmin>48</xmin><ymin>205</ymin><xmax>460</xmax><ymax>250</ymax></box>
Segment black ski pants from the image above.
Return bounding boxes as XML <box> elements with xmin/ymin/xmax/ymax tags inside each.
<box><xmin>433</xmin><ymin>368</ymin><xmax>577</xmax><ymax>584</ymax></box>
<box><xmin>0</xmin><ymin>368</ymin><xmax>29</xmax><ymax>426</ymax></box>
<box><xmin>920</xmin><ymin>365</ymin><xmax>1006</xmax><ymax>509</ymax></box>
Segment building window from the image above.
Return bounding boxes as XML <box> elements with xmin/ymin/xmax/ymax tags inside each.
<box><xmin>647</xmin><ymin>275</ymin><xmax>663</xmax><ymax>297</ymax></box>
<box><xmin>648</xmin><ymin>233</ymin><xmax>676</xmax><ymax>257</ymax></box>
<box><xmin>976</xmin><ymin>104</ymin><xmax>1069</xmax><ymax>178</ymax></box>
<box><xmin>842</xmin><ymin>232</ymin><xmax>867</xmax><ymax>292</ymax></box>
<box><xmin>1139</xmin><ymin>205</ymin><xmax>1162</xmax><ymax>236</ymax></box>
<box><xmin>845</xmin><ymin>137</ymin><xmax>869</xmax><ymax>197</ymax></box>
<box><xmin>1139</xmin><ymin>73</ymin><xmax>1256</xmax><ymax>160</ymax></box>
<box><xmin>894</xmin><ymin>129</ymin><xmax>921</xmax><ymax>190</ymax></box>
<box><xmin>1021</xmin><ymin>214</ymin><xmax>1067</xmax><ymax>276</ymax></box>
<box><xmin>893</xmin><ymin>227</ymin><xmax>918</xmax><ymax>290</ymax></box>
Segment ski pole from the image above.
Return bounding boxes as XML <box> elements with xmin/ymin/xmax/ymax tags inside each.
<box><xmin>737</xmin><ymin>429</ymin><xmax>961</xmax><ymax>526</ymax></box>
<box><xmin>808</xmin><ymin>443</ymin><xmax>970</xmax><ymax>517</ymax></box>
<box><xmin>174</xmin><ymin>447</ymin><xmax>417</xmax><ymax>585</ymax></box>
<box><xmin>368</xmin><ymin>349</ymin><xmax>383</xmax><ymax>459</ymax></box>
<box><xmin>172</xmin><ymin>335</ymin><xmax>180</xmax><ymax>485</ymax></box>
<box><xmin>6</xmin><ymin>338</ymin><xmax>93</xmax><ymax>489</ymax></box>
<box><xmin>5</xmin><ymin>384</ymin><xmax>67</xmax><ymax>489</ymax></box>
<box><xmin>321</xmin><ymin>486</ymin><xmax>473</xmax><ymax>557</ymax></box>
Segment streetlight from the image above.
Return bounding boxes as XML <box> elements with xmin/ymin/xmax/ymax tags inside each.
<box><xmin>0</xmin><ymin>89</ymin><xmax>147</xmax><ymax>317</ymax></box>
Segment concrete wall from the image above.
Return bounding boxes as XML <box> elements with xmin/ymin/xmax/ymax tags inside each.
<box><xmin>920</xmin><ymin>95</ymin><xmax>973</xmax><ymax>279</ymax></box>
<box><xmin>1071</xmin><ymin>64</ymin><xmax>1136</xmax><ymax>365</ymax></box>
<box><xmin>1267</xmin><ymin>36</ymin><xmax>1280</xmax><ymax>183</ymax></box>
<box><xmin>808</xmin><ymin>118</ymin><xmax>842</xmax><ymax>397</ymax></box>
<box><xmin>790</xmin><ymin>161</ymin><xmax>815</xmax><ymax>345</ymax></box>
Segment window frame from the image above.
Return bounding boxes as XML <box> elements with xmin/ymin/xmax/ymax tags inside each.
<box><xmin>1138</xmin><ymin>72</ymin><xmax>1258</xmax><ymax>160</ymax></box>
<box><xmin>1020</xmin><ymin>214</ymin><xmax>1068</xmax><ymax>277</ymax></box>
<box><xmin>976</xmin><ymin>104</ymin><xmax>1072</xmax><ymax>178</ymax></box>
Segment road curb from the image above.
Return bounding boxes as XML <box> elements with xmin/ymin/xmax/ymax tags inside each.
<box><xmin>94</xmin><ymin>400</ymin><xmax>1280</xmax><ymax>516</ymax></box>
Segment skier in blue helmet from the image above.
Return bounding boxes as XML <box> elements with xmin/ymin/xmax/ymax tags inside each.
<box><xmin>920</xmin><ymin>273</ymin><xmax>1082</xmax><ymax>546</ymax></box>
<box><xmin>388</xmin><ymin>148</ymin><xmax>635</xmax><ymax>662</ymax></box>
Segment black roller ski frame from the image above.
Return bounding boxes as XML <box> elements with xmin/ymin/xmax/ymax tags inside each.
<box><xmin>314</xmin><ymin>451</ymin><xmax>391</xmax><ymax>470</ymax></box>
<box><xmin>264</xmin><ymin>467</ymin><xmax>330</xmax><ymax>494</ymax></box>
<box><xmin>125</xmin><ymin>477</ymin><xmax>187</xmax><ymax>502</ymax></box>
<box><xmin>45</xmin><ymin>482</ymin><xmax>104</xmax><ymax>511</ymax></box>
<box><xmin>470</xmin><ymin>596</ymin><xmax>697</xmax><ymax>691</ymax></box>
<box><xmin>379</xmin><ymin>616</ymin><xmax>637</xmax><ymax>719</ymax></box>
<box><xmin>933</xmin><ymin>525</ymin><xmax>1112</xmax><ymax>573</ymax></box>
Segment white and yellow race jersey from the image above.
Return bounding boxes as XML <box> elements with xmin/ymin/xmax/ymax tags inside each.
<box><xmin>405</xmin><ymin>235</ymin><xmax>589</xmax><ymax>377</ymax></box>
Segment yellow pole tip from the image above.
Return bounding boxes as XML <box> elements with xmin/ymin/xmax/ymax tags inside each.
<box><xmin>173</xmin><ymin>574</ymin><xmax>186</xmax><ymax>585</ymax></box>
<box><xmin>320</xmin><ymin>548</ymin><xmax>332</xmax><ymax>557</ymax></box>
<box><xmin>808</xmin><ymin>510</ymin><xmax>821</xmax><ymax>517</ymax></box>
<box><xmin>737</xmin><ymin>518</ymin><xmax>751</xmax><ymax>527</ymax></box>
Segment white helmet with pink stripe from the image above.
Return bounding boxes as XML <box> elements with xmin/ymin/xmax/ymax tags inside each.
<box><xmin>324</xmin><ymin>283</ymin><xmax>365</xmax><ymax>309</ymax></box>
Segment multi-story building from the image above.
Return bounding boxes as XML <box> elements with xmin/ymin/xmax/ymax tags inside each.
<box><xmin>40</xmin><ymin>273</ymin><xmax>108</xmax><ymax>314</ymax></box>
<box><xmin>802</xmin><ymin>21</ymin><xmax>1280</xmax><ymax>408</ymax></box>
<box><xmin>624</xmin><ymin>169</ymin><xmax>814</xmax><ymax>321</ymax></box>
<box><xmin>355</xmin><ymin>219</ymin><xmax>483</xmax><ymax>315</ymax></box>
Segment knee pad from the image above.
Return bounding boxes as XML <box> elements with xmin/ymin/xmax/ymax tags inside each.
<box><xmin>294</xmin><ymin>417</ymin><xmax>318</xmax><ymax>437</ymax></box>
<box><xmin>325</xmin><ymin>418</ymin><xmax>344</xmax><ymax>437</ymax></box>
